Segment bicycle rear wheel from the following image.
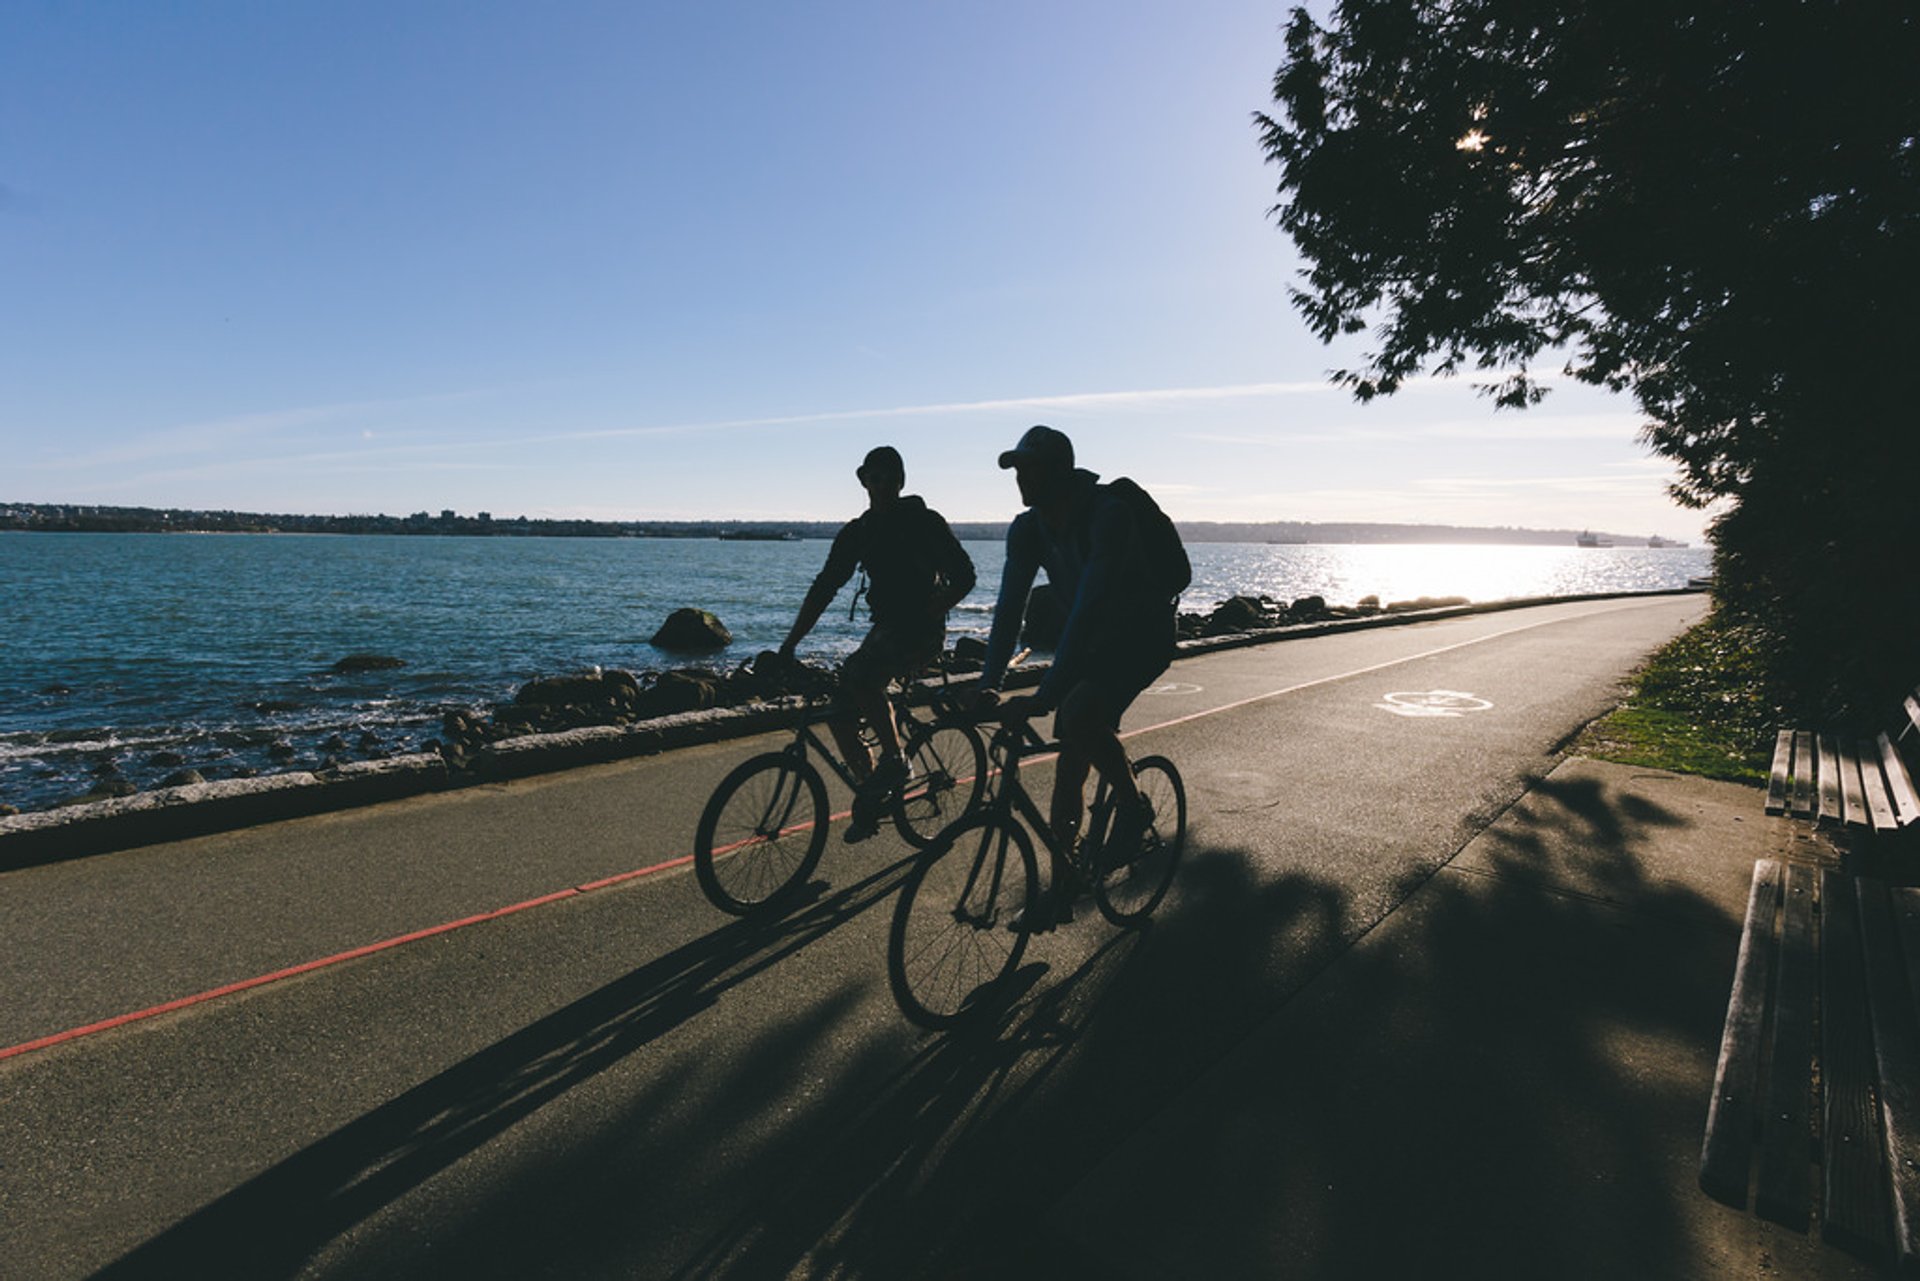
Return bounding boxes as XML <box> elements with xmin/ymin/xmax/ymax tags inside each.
<box><xmin>888</xmin><ymin>812</ymin><xmax>1038</xmax><ymax>1029</ymax></box>
<box><xmin>893</xmin><ymin>717</ymin><xmax>986</xmax><ymax>848</ymax></box>
<box><xmin>1090</xmin><ymin>756</ymin><xmax>1186</xmax><ymax>927</ymax></box>
<box><xmin>693</xmin><ymin>753</ymin><xmax>829</xmax><ymax>915</ymax></box>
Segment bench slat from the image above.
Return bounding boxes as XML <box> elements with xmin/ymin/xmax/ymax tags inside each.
<box><xmin>1880</xmin><ymin>731</ymin><xmax>1920</xmax><ymax>829</ymax></box>
<box><xmin>1902</xmin><ymin>692</ymin><xmax>1920</xmax><ymax>741</ymax></box>
<box><xmin>1890</xmin><ymin>887</ymin><xmax>1920</xmax><ymax>1278</ymax></box>
<box><xmin>1862</xmin><ymin>744</ymin><xmax>1902</xmax><ymax>833</ymax></box>
<box><xmin>1757</xmin><ymin>862</ymin><xmax>1818</xmax><ymax>1229</ymax></box>
<box><xmin>1838</xmin><ymin>741</ymin><xmax>1872</xmax><ymax>829</ymax></box>
<box><xmin>1767</xmin><ymin>730</ymin><xmax>1794</xmax><ymax>815</ymax></box>
<box><xmin>1859</xmin><ymin>880</ymin><xmax>1920</xmax><ymax>1277</ymax></box>
<box><xmin>1792</xmin><ymin>731</ymin><xmax>1818</xmax><ymax>818</ymax></box>
<box><xmin>1701</xmin><ymin>859</ymin><xmax>1784</xmax><ymax>1208</ymax></box>
<box><xmin>1817</xmin><ymin>735</ymin><xmax>1845</xmax><ymax>827</ymax></box>
<box><xmin>1820</xmin><ymin>869</ymin><xmax>1893</xmax><ymax>1258</ymax></box>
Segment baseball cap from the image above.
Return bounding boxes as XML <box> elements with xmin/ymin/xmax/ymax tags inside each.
<box><xmin>997</xmin><ymin>424</ymin><xmax>1074</xmax><ymax>471</ymax></box>
<box><xmin>856</xmin><ymin>445</ymin><xmax>905</xmax><ymax>485</ymax></box>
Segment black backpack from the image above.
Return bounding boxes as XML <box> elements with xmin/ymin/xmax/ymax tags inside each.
<box><xmin>1105</xmin><ymin>477</ymin><xmax>1190</xmax><ymax>602</ymax></box>
<box><xmin>849</xmin><ymin>500</ymin><xmax>954</xmax><ymax>621</ymax></box>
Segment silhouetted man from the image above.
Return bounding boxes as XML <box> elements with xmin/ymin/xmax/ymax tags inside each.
<box><xmin>781</xmin><ymin>445</ymin><xmax>976</xmax><ymax>839</ymax></box>
<box><xmin>976</xmin><ymin>425</ymin><xmax>1186</xmax><ymax>923</ymax></box>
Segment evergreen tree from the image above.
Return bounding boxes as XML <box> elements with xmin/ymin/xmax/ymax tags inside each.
<box><xmin>1260</xmin><ymin>0</ymin><xmax>1920</xmax><ymax>716</ymax></box>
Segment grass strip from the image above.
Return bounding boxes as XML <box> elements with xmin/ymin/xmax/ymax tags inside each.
<box><xmin>1576</xmin><ymin>615</ymin><xmax>1781</xmax><ymax>784</ymax></box>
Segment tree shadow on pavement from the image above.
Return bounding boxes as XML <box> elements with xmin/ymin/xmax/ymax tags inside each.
<box><xmin>1031</xmin><ymin>773</ymin><xmax>1814</xmax><ymax>1280</ymax></box>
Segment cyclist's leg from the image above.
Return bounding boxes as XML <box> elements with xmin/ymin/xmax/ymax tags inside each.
<box><xmin>1053</xmin><ymin>680</ymin><xmax>1137</xmax><ymax>813</ymax></box>
<box><xmin>832</xmin><ymin>630</ymin><xmax>893</xmax><ymax>780</ymax></box>
<box><xmin>1057</xmin><ymin>631</ymin><xmax>1170</xmax><ymax>855</ymax></box>
<box><xmin>848</xmin><ymin>676</ymin><xmax>901</xmax><ymax>762</ymax></box>
<box><xmin>1048</xmin><ymin>741</ymin><xmax>1092</xmax><ymax>862</ymax></box>
<box><xmin>827</xmin><ymin>713</ymin><xmax>874</xmax><ymax>782</ymax></box>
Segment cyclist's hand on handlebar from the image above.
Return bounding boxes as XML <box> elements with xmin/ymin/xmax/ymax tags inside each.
<box><xmin>994</xmin><ymin>694</ymin><xmax>1046</xmax><ymax>723</ymax></box>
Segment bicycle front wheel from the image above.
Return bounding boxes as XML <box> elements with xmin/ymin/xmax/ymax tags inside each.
<box><xmin>893</xmin><ymin>717</ymin><xmax>987</xmax><ymax>848</ymax></box>
<box><xmin>888</xmin><ymin>812</ymin><xmax>1039</xmax><ymax>1029</ymax></box>
<box><xmin>693</xmin><ymin>753</ymin><xmax>829</xmax><ymax>915</ymax></box>
<box><xmin>1091</xmin><ymin>755</ymin><xmax>1187</xmax><ymax>927</ymax></box>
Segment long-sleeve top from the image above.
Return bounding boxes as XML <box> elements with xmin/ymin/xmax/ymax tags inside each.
<box><xmin>801</xmin><ymin>495</ymin><xmax>976</xmax><ymax>626</ymax></box>
<box><xmin>980</xmin><ymin>469</ymin><xmax>1151</xmax><ymax>706</ymax></box>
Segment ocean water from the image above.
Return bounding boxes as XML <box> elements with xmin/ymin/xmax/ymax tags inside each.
<box><xmin>0</xmin><ymin>532</ymin><xmax>1709</xmax><ymax>811</ymax></box>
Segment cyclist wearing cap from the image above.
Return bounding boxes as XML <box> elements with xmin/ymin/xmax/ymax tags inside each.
<box><xmin>780</xmin><ymin>445</ymin><xmax>977</xmax><ymax>839</ymax></box>
<box><xmin>977</xmin><ymin>424</ymin><xmax>1178</xmax><ymax>922</ymax></box>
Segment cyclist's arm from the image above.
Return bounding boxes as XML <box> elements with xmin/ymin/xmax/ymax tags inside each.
<box><xmin>781</xmin><ymin>521</ymin><xmax>860</xmax><ymax>656</ymax></box>
<box><xmin>926</xmin><ymin>512</ymin><xmax>977</xmax><ymax>614</ymax></box>
<box><xmin>1036</xmin><ymin>494</ymin><xmax>1135</xmax><ymax>706</ymax></box>
<box><xmin>979</xmin><ymin>516</ymin><xmax>1040</xmax><ymax>690</ymax></box>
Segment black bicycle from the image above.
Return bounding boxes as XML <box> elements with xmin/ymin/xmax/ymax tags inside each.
<box><xmin>886</xmin><ymin>710</ymin><xmax>1187</xmax><ymax>1029</ymax></box>
<box><xmin>692</xmin><ymin>687</ymin><xmax>987</xmax><ymax>915</ymax></box>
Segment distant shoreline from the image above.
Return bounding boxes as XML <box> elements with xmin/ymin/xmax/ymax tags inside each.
<box><xmin>0</xmin><ymin>502</ymin><xmax>1682</xmax><ymax>548</ymax></box>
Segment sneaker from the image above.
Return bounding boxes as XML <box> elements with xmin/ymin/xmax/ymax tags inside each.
<box><xmin>844</xmin><ymin>754</ymin><xmax>907</xmax><ymax>844</ymax></box>
<box><xmin>1007</xmin><ymin>888</ymin><xmax>1074</xmax><ymax>933</ymax></box>
<box><xmin>1007</xmin><ymin>858</ymin><xmax>1084</xmax><ymax>933</ymax></box>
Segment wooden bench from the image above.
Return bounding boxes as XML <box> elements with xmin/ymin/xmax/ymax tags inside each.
<box><xmin>1767</xmin><ymin>683</ymin><xmax>1920</xmax><ymax>843</ymax></box>
<box><xmin>1701</xmin><ymin>859</ymin><xmax>1920</xmax><ymax>1274</ymax></box>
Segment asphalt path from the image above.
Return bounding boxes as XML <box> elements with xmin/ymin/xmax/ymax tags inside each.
<box><xmin>0</xmin><ymin>594</ymin><xmax>1707</xmax><ymax>1278</ymax></box>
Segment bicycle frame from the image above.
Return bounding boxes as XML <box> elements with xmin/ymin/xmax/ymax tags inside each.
<box><xmin>973</xmin><ymin>716</ymin><xmax>1121</xmax><ymax>869</ymax></box>
<box><xmin>778</xmin><ymin>698</ymin><xmax>942</xmax><ymax>794</ymax></box>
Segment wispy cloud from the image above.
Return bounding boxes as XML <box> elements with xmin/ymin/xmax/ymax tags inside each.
<box><xmin>1186</xmin><ymin>411</ymin><xmax>1644</xmax><ymax>448</ymax></box>
<box><xmin>1404</xmin><ymin>471</ymin><xmax>1668</xmax><ymax>497</ymax></box>
<box><xmin>552</xmin><ymin>380</ymin><xmax>1341</xmax><ymax>444</ymax></box>
<box><xmin>21</xmin><ymin>389</ymin><xmax>500</xmax><ymax>471</ymax></box>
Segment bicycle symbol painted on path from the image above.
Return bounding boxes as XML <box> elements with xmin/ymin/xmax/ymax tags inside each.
<box><xmin>1376</xmin><ymin>690</ymin><xmax>1494</xmax><ymax>718</ymax></box>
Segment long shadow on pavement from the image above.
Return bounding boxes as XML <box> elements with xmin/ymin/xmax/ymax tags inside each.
<box><xmin>92</xmin><ymin>856</ymin><xmax>919</xmax><ymax>1279</ymax></box>
<box><xmin>100</xmin><ymin>772</ymin><xmax>1762</xmax><ymax>1280</ymax></box>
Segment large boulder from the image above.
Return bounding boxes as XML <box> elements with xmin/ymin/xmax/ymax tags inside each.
<box><xmin>650</xmin><ymin>608</ymin><xmax>732</xmax><ymax>653</ymax></box>
<box><xmin>635</xmin><ymin>668</ymin><xmax>723</xmax><ymax>717</ymax></box>
<box><xmin>946</xmin><ymin>636</ymin><xmax>989</xmax><ymax>673</ymax></box>
<box><xmin>1204</xmin><ymin>595</ymin><xmax>1273</xmax><ymax>635</ymax></box>
<box><xmin>514</xmin><ymin>669</ymin><xmax>640</xmax><ymax>711</ymax></box>
<box><xmin>332</xmin><ymin>654</ymin><xmax>406</xmax><ymax>674</ymax></box>
<box><xmin>725</xmin><ymin>650</ymin><xmax>827</xmax><ymax>701</ymax></box>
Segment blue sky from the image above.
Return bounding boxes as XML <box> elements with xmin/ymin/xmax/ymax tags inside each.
<box><xmin>1</xmin><ymin>1</ymin><xmax>1708</xmax><ymax>539</ymax></box>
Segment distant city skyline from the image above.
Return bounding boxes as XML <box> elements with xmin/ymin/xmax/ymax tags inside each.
<box><xmin>0</xmin><ymin>497</ymin><xmax>1688</xmax><ymax>546</ymax></box>
<box><xmin>1</xmin><ymin>3</ymin><xmax>1712</xmax><ymax>543</ymax></box>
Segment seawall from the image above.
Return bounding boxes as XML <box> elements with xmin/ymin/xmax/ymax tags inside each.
<box><xmin>0</xmin><ymin>589</ymin><xmax>1697</xmax><ymax>870</ymax></box>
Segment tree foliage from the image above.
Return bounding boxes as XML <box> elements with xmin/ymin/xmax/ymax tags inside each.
<box><xmin>1260</xmin><ymin>0</ymin><xmax>1920</xmax><ymax>717</ymax></box>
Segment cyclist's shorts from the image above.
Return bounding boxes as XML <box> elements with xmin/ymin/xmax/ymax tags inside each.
<box><xmin>840</xmin><ymin>618</ymin><xmax>944</xmax><ymax>687</ymax></box>
<box><xmin>1070</xmin><ymin>607</ymin><xmax>1175</xmax><ymax>727</ymax></box>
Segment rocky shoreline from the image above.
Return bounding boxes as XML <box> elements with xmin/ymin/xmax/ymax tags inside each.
<box><xmin>436</xmin><ymin>590</ymin><xmax>1470</xmax><ymax>762</ymax></box>
<box><xmin>0</xmin><ymin>591</ymin><xmax>1476</xmax><ymax>825</ymax></box>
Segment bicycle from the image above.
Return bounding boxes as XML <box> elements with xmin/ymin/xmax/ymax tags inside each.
<box><xmin>886</xmin><ymin>708</ymin><xmax>1187</xmax><ymax>1029</ymax></box>
<box><xmin>692</xmin><ymin>679</ymin><xmax>987</xmax><ymax>916</ymax></box>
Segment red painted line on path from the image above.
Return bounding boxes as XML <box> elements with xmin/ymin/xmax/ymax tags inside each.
<box><xmin>0</xmin><ymin>853</ymin><xmax>697</xmax><ymax>1064</ymax></box>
